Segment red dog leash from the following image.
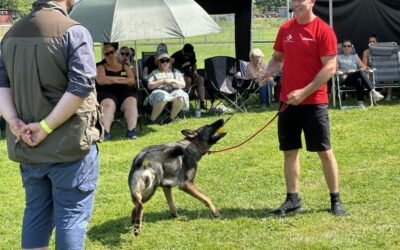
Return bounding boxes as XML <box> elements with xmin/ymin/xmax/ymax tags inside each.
<box><xmin>208</xmin><ymin>103</ymin><xmax>289</xmax><ymax>154</ymax></box>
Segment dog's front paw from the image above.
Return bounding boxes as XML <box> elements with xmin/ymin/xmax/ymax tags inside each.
<box><xmin>213</xmin><ymin>209</ymin><xmax>221</xmax><ymax>218</ymax></box>
<box><xmin>133</xmin><ymin>224</ymin><xmax>141</xmax><ymax>236</ymax></box>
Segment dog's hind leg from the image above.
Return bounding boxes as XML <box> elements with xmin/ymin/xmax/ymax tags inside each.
<box><xmin>131</xmin><ymin>193</ymin><xmax>144</xmax><ymax>236</ymax></box>
<box><xmin>180</xmin><ymin>182</ymin><xmax>220</xmax><ymax>218</ymax></box>
<box><xmin>162</xmin><ymin>187</ymin><xmax>178</xmax><ymax>217</ymax></box>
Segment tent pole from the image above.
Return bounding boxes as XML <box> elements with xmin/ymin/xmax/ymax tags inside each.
<box><xmin>329</xmin><ymin>0</ymin><xmax>335</xmax><ymax>107</ymax></box>
<box><xmin>329</xmin><ymin>0</ymin><xmax>333</xmax><ymax>27</ymax></box>
<box><xmin>250</xmin><ymin>0</ymin><xmax>253</xmax><ymax>50</ymax></box>
<box><xmin>286</xmin><ymin>0</ymin><xmax>290</xmax><ymax>20</ymax></box>
<box><xmin>134</xmin><ymin>40</ymin><xmax>140</xmax><ymax>89</ymax></box>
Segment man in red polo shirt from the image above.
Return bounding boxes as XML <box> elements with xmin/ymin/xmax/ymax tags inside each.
<box><xmin>261</xmin><ymin>0</ymin><xmax>347</xmax><ymax>216</ymax></box>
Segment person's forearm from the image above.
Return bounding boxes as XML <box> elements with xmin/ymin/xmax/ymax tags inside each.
<box><xmin>96</xmin><ymin>75</ymin><xmax>114</xmax><ymax>84</ymax></box>
<box><xmin>174</xmin><ymin>79</ymin><xmax>186</xmax><ymax>88</ymax></box>
<box><xmin>265</xmin><ymin>57</ymin><xmax>282</xmax><ymax>77</ymax></box>
<box><xmin>0</xmin><ymin>88</ymin><xmax>19</xmax><ymax>122</ymax></box>
<box><xmin>148</xmin><ymin>79</ymin><xmax>164</xmax><ymax>90</ymax></box>
<box><xmin>115</xmin><ymin>77</ymin><xmax>135</xmax><ymax>85</ymax></box>
<box><xmin>261</xmin><ymin>55</ymin><xmax>283</xmax><ymax>81</ymax></box>
<box><xmin>44</xmin><ymin>92</ymin><xmax>85</xmax><ymax>131</ymax></box>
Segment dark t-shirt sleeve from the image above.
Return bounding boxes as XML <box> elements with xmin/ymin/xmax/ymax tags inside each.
<box><xmin>0</xmin><ymin>47</ymin><xmax>10</xmax><ymax>88</ymax></box>
<box><xmin>145</xmin><ymin>55</ymin><xmax>157</xmax><ymax>74</ymax></box>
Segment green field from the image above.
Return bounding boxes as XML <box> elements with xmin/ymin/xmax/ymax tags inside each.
<box><xmin>1</xmin><ymin>101</ymin><xmax>400</xmax><ymax>249</ymax></box>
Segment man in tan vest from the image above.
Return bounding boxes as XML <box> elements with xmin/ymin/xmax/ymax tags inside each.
<box><xmin>0</xmin><ymin>0</ymin><xmax>103</xmax><ymax>249</ymax></box>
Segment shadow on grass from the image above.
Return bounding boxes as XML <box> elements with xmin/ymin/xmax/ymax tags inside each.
<box><xmin>87</xmin><ymin>216</ymin><xmax>131</xmax><ymax>247</ymax></box>
<box><xmin>87</xmin><ymin>206</ymin><xmax>329</xmax><ymax>247</ymax></box>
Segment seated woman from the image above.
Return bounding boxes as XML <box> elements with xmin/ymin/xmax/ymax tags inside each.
<box><xmin>362</xmin><ymin>34</ymin><xmax>394</xmax><ymax>101</ymax></box>
<box><xmin>361</xmin><ymin>34</ymin><xmax>377</xmax><ymax>68</ymax></box>
<box><xmin>146</xmin><ymin>53</ymin><xmax>189</xmax><ymax>124</ymax></box>
<box><xmin>245</xmin><ymin>48</ymin><xmax>273</xmax><ymax>108</ymax></box>
<box><xmin>96</xmin><ymin>44</ymin><xmax>138</xmax><ymax>140</ymax></box>
<box><xmin>337</xmin><ymin>40</ymin><xmax>384</xmax><ymax>109</ymax></box>
<box><xmin>117</xmin><ymin>46</ymin><xmax>137</xmax><ymax>76</ymax></box>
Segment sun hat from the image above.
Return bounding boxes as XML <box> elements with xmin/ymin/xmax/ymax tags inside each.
<box><xmin>155</xmin><ymin>53</ymin><xmax>174</xmax><ymax>64</ymax></box>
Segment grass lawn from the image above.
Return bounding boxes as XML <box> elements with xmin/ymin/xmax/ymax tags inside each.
<box><xmin>2</xmin><ymin>15</ymin><xmax>399</xmax><ymax>250</ymax></box>
<box><xmin>1</xmin><ymin>101</ymin><xmax>399</xmax><ymax>249</ymax></box>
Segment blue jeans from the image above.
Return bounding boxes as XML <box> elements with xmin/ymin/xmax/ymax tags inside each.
<box><xmin>20</xmin><ymin>144</ymin><xmax>99</xmax><ymax>250</ymax></box>
<box><xmin>259</xmin><ymin>80</ymin><xmax>273</xmax><ymax>105</ymax></box>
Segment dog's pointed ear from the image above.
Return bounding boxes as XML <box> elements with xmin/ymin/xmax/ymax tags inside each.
<box><xmin>181</xmin><ymin>129</ymin><xmax>197</xmax><ymax>138</ymax></box>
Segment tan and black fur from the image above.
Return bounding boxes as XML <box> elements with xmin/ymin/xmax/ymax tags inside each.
<box><xmin>128</xmin><ymin>119</ymin><xmax>226</xmax><ymax>236</ymax></box>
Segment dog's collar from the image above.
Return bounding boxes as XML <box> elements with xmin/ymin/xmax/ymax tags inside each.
<box><xmin>179</xmin><ymin>139</ymin><xmax>209</xmax><ymax>157</ymax></box>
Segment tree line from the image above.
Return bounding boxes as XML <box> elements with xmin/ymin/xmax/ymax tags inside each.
<box><xmin>254</xmin><ymin>0</ymin><xmax>287</xmax><ymax>13</ymax></box>
<box><xmin>0</xmin><ymin>0</ymin><xmax>34</xmax><ymax>17</ymax></box>
<box><xmin>2</xmin><ymin>0</ymin><xmax>288</xmax><ymax>19</ymax></box>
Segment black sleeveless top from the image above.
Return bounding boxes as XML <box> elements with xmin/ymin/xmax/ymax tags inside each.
<box><xmin>96</xmin><ymin>64</ymin><xmax>134</xmax><ymax>93</ymax></box>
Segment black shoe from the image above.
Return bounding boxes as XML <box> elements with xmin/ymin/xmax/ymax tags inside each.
<box><xmin>104</xmin><ymin>131</ymin><xmax>111</xmax><ymax>141</ymax></box>
<box><xmin>126</xmin><ymin>129</ymin><xmax>137</xmax><ymax>140</ymax></box>
<box><xmin>145</xmin><ymin>119</ymin><xmax>155</xmax><ymax>125</ymax></box>
<box><xmin>330</xmin><ymin>198</ymin><xmax>347</xmax><ymax>216</ymax></box>
<box><xmin>162</xmin><ymin>117</ymin><xmax>174</xmax><ymax>125</ymax></box>
<box><xmin>272</xmin><ymin>197</ymin><xmax>303</xmax><ymax>216</ymax></box>
<box><xmin>200</xmin><ymin>101</ymin><xmax>208</xmax><ymax>110</ymax></box>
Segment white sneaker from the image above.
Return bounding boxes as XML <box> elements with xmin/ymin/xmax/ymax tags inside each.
<box><xmin>357</xmin><ymin>101</ymin><xmax>367</xmax><ymax>110</ymax></box>
<box><xmin>371</xmin><ymin>90</ymin><xmax>384</xmax><ymax>101</ymax></box>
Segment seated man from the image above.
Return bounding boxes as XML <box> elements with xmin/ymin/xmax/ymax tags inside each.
<box><xmin>96</xmin><ymin>44</ymin><xmax>138</xmax><ymax>140</ymax></box>
<box><xmin>146</xmin><ymin>53</ymin><xmax>189</xmax><ymax>124</ymax></box>
<box><xmin>337</xmin><ymin>40</ymin><xmax>384</xmax><ymax>109</ymax></box>
<box><xmin>171</xmin><ymin>43</ymin><xmax>207</xmax><ymax>110</ymax></box>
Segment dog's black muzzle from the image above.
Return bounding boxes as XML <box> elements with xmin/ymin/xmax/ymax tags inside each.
<box><xmin>210</xmin><ymin>119</ymin><xmax>227</xmax><ymax>142</ymax></box>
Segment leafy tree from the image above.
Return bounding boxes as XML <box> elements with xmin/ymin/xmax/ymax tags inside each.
<box><xmin>254</xmin><ymin>0</ymin><xmax>287</xmax><ymax>14</ymax></box>
<box><xmin>0</xmin><ymin>0</ymin><xmax>31</xmax><ymax>17</ymax></box>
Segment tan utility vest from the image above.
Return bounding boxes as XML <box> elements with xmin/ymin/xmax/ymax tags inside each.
<box><xmin>1</xmin><ymin>2</ymin><xmax>103</xmax><ymax>164</ymax></box>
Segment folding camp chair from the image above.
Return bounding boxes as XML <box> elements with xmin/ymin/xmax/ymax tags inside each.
<box><xmin>204</xmin><ymin>56</ymin><xmax>248</xmax><ymax>112</ymax></box>
<box><xmin>136</xmin><ymin>52</ymin><xmax>157</xmax><ymax>125</ymax></box>
<box><xmin>369</xmin><ymin>42</ymin><xmax>400</xmax><ymax>100</ymax></box>
<box><xmin>0</xmin><ymin>115</ymin><xmax>4</xmax><ymax>137</ymax></box>
<box><xmin>334</xmin><ymin>43</ymin><xmax>373</xmax><ymax>109</ymax></box>
<box><xmin>232</xmin><ymin>60</ymin><xmax>261</xmax><ymax>110</ymax></box>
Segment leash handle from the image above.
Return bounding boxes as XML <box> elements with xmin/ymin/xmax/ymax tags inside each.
<box><xmin>208</xmin><ymin>103</ymin><xmax>289</xmax><ymax>154</ymax></box>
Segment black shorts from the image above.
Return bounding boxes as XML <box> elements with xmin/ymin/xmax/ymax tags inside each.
<box><xmin>97</xmin><ymin>91</ymin><xmax>137</xmax><ymax>110</ymax></box>
<box><xmin>278</xmin><ymin>104</ymin><xmax>331</xmax><ymax>152</ymax></box>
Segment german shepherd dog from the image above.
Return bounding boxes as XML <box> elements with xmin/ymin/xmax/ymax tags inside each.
<box><xmin>128</xmin><ymin>119</ymin><xmax>226</xmax><ymax>236</ymax></box>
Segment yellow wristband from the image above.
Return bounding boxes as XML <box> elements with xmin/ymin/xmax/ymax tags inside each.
<box><xmin>40</xmin><ymin>119</ymin><xmax>53</xmax><ymax>134</ymax></box>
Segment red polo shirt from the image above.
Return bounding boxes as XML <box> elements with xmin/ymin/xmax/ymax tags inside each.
<box><xmin>274</xmin><ymin>17</ymin><xmax>337</xmax><ymax>104</ymax></box>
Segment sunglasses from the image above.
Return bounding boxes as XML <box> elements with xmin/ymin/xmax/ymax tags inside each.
<box><xmin>343</xmin><ymin>45</ymin><xmax>352</xmax><ymax>48</ymax></box>
<box><xmin>160</xmin><ymin>59</ymin><xmax>170</xmax><ymax>64</ymax></box>
<box><xmin>120</xmin><ymin>52</ymin><xmax>130</xmax><ymax>56</ymax></box>
<box><xmin>104</xmin><ymin>50</ymin><xmax>115</xmax><ymax>56</ymax></box>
